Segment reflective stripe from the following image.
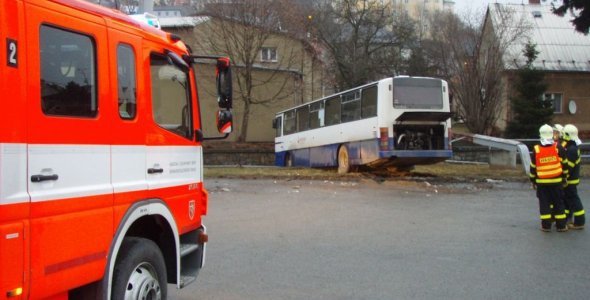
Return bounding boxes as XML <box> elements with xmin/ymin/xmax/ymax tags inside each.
<box><xmin>534</xmin><ymin>145</ymin><xmax>540</xmax><ymax>153</ymax></box>
<box><xmin>536</xmin><ymin>178</ymin><xmax>562</xmax><ymax>184</ymax></box>
<box><xmin>574</xmin><ymin>210</ymin><xmax>585</xmax><ymax>217</ymax></box>
<box><xmin>537</xmin><ymin>162</ymin><xmax>562</xmax><ymax>171</ymax></box>
<box><xmin>537</xmin><ymin>169</ymin><xmax>562</xmax><ymax>177</ymax></box>
<box><xmin>565</xmin><ymin>209</ymin><xmax>570</xmax><ymax>214</ymax></box>
<box><xmin>555</xmin><ymin>214</ymin><xmax>567</xmax><ymax>220</ymax></box>
<box><xmin>529</xmin><ymin>173</ymin><xmax>536</xmax><ymax>178</ymax></box>
<box><xmin>568</xmin><ymin>161</ymin><xmax>576</xmax><ymax>168</ymax></box>
<box><xmin>540</xmin><ymin>214</ymin><xmax>552</xmax><ymax>220</ymax></box>
<box><xmin>530</xmin><ymin>163</ymin><xmax>536</xmax><ymax>168</ymax></box>
<box><xmin>567</xmin><ymin>179</ymin><xmax>580</xmax><ymax>185</ymax></box>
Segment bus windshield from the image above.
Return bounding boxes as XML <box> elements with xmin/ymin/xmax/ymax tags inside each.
<box><xmin>392</xmin><ymin>77</ymin><xmax>443</xmax><ymax>109</ymax></box>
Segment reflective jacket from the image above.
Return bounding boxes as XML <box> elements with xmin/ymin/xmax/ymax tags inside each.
<box><xmin>529</xmin><ymin>143</ymin><xmax>568</xmax><ymax>185</ymax></box>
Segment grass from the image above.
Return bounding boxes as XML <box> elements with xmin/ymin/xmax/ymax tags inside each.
<box><xmin>206</xmin><ymin>162</ymin><xmax>585</xmax><ymax>182</ymax></box>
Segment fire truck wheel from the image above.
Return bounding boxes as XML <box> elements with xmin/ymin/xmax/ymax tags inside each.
<box><xmin>337</xmin><ymin>145</ymin><xmax>350</xmax><ymax>174</ymax></box>
<box><xmin>112</xmin><ymin>237</ymin><xmax>167</xmax><ymax>300</ymax></box>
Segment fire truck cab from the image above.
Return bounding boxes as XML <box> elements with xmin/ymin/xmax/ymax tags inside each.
<box><xmin>0</xmin><ymin>0</ymin><xmax>232</xmax><ymax>299</ymax></box>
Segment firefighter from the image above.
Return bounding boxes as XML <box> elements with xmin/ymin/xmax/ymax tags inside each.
<box><xmin>529</xmin><ymin>124</ymin><xmax>569</xmax><ymax>232</ymax></box>
<box><xmin>563</xmin><ymin>124</ymin><xmax>585</xmax><ymax>230</ymax></box>
<box><xmin>553</xmin><ymin>124</ymin><xmax>564</xmax><ymax>144</ymax></box>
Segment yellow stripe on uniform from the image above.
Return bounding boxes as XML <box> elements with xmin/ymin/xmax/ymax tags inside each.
<box><xmin>574</xmin><ymin>210</ymin><xmax>585</xmax><ymax>217</ymax></box>
<box><xmin>554</xmin><ymin>214</ymin><xmax>567</xmax><ymax>220</ymax></box>
<box><xmin>540</xmin><ymin>214</ymin><xmax>552</xmax><ymax>220</ymax></box>
<box><xmin>536</xmin><ymin>178</ymin><xmax>563</xmax><ymax>184</ymax></box>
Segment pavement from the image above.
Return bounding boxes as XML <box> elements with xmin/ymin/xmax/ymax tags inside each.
<box><xmin>170</xmin><ymin>178</ymin><xmax>590</xmax><ymax>299</ymax></box>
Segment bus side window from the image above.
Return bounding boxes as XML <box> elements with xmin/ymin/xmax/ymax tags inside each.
<box><xmin>324</xmin><ymin>96</ymin><xmax>341</xmax><ymax>126</ymax></box>
<box><xmin>117</xmin><ymin>44</ymin><xmax>137</xmax><ymax>119</ymax></box>
<box><xmin>40</xmin><ymin>25</ymin><xmax>97</xmax><ymax>117</ymax></box>
<box><xmin>309</xmin><ymin>101</ymin><xmax>324</xmax><ymax>129</ymax></box>
<box><xmin>296</xmin><ymin>106</ymin><xmax>309</xmax><ymax>132</ymax></box>
<box><xmin>284</xmin><ymin>110</ymin><xmax>296</xmax><ymax>135</ymax></box>
<box><xmin>361</xmin><ymin>86</ymin><xmax>377</xmax><ymax>118</ymax></box>
<box><xmin>275</xmin><ymin>116</ymin><xmax>283</xmax><ymax>137</ymax></box>
<box><xmin>341</xmin><ymin>90</ymin><xmax>361</xmax><ymax>123</ymax></box>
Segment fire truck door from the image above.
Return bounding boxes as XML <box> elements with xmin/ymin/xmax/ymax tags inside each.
<box><xmin>25</xmin><ymin>3</ymin><xmax>113</xmax><ymax>298</ymax></box>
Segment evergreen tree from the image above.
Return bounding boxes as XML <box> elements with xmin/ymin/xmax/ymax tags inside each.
<box><xmin>504</xmin><ymin>43</ymin><xmax>552</xmax><ymax>139</ymax></box>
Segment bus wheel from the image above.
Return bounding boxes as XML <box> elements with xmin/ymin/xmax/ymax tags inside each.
<box><xmin>337</xmin><ymin>146</ymin><xmax>351</xmax><ymax>174</ymax></box>
<box><xmin>112</xmin><ymin>237</ymin><xmax>167</xmax><ymax>300</ymax></box>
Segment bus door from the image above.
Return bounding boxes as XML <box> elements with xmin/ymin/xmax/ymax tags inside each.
<box><xmin>25</xmin><ymin>2</ymin><xmax>113</xmax><ymax>298</ymax></box>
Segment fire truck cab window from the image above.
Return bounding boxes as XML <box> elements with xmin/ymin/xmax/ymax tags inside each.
<box><xmin>150</xmin><ymin>54</ymin><xmax>192</xmax><ymax>139</ymax></box>
<box><xmin>40</xmin><ymin>25</ymin><xmax>97</xmax><ymax>117</ymax></box>
<box><xmin>117</xmin><ymin>44</ymin><xmax>137</xmax><ymax>119</ymax></box>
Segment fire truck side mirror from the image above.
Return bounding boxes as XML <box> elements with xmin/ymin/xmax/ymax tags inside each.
<box><xmin>216</xmin><ymin>109</ymin><xmax>233</xmax><ymax>135</ymax></box>
<box><xmin>216</xmin><ymin>57</ymin><xmax>232</xmax><ymax>110</ymax></box>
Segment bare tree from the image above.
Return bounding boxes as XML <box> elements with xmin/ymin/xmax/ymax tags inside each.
<box><xmin>312</xmin><ymin>0</ymin><xmax>416</xmax><ymax>91</ymax></box>
<box><xmin>424</xmin><ymin>8</ymin><xmax>530</xmax><ymax>135</ymax></box>
<box><xmin>193</xmin><ymin>0</ymin><xmax>314</xmax><ymax>142</ymax></box>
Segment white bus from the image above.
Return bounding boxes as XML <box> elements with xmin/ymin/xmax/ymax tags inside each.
<box><xmin>273</xmin><ymin>76</ymin><xmax>453</xmax><ymax>173</ymax></box>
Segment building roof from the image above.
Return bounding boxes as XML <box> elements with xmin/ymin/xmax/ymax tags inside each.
<box><xmin>159</xmin><ymin>16</ymin><xmax>209</xmax><ymax>28</ymax></box>
<box><xmin>488</xmin><ymin>3</ymin><xmax>590</xmax><ymax>72</ymax></box>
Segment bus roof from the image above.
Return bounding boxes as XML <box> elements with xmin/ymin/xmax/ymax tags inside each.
<box><xmin>275</xmin><ymin>76</ymin><xmax>445</xmax><ymax>116</ymax></box>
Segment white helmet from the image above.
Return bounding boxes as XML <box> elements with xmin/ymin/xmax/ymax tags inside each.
<box><xmin>553</xmin><ymin>124</ymin><xmax>563</xmax><ymax>137</ymax></box>
<box><xmin>539</xmin><ymin>124</ymin><xmax>554</xmax><ymax>140</ymax></box>
<box><xmin>563</xmin><ymin>124</ymin><xmax>581</xmax><ymax>144</ymax></box>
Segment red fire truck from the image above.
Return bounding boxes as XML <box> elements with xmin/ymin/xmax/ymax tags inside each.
<box><xmin>0</xmin><ymin>0</ymin><xmax>233</xmax><ymax>299</ymax></box>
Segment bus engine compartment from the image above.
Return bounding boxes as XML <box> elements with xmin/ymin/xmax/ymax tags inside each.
<box><xmin>393</xmin><ymin>124</ymin><xmax>447</xmax><ymax>150</ymax></box>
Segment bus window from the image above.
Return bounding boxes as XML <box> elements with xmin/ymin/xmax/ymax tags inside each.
<box><xmin>275</xmin><ymin>116</ymin><xmax>283</xmax><ymax>137</ymax></box>
<box><xmin>324</xmin><ymin>96</ymin><xmax>341</xmax><ymax>126</ymax></box>
<box><xmin>341</xmin><ymin>90</ymin><xmax>360</xmax><ymax>123</ymax></box>
<box><xmin>284</xmin><ymin>110</ymin><xmax>296</xmax><ymax>135</ymax></box>
<box><xmin>40</xmin><ymin>25</ymin><xmax>97</xmax><ymax>117</ymax></box>
<box><xmin>150</xmin><ymin>53</ymin><xmax>192</xmax><ymax>139</ymax></box>
<box><xmin>392</xmin><ymin>77</ymin><xmax>443</xmax><ymax>109</ymax></box>
<box><xmin>117</xmin><ymin>44</ymin><xmax>137</xmax><ymax>119</ymax></box>
<box><xmin>309</xmin><ymin>101</ymin><xmax>324</xmax><ymax>129</ymax></box>
<box><xmin>361</xmin><ymin>86</ymin><xmax>377</xmax><ymax>118</ymax></box>
<box><xmin>296</xmin><ymin>106</ymin><xmax>309</xmax><ymax>132</ymax></box>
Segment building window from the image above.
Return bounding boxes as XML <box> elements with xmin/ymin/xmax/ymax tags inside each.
<box><xmin>544</xmin><ymin>93</ymin><xmax>563</xmax><ymax>114</ymax></box>
<box><xmin>261</xmin><ymin>47</ymin><xmax>277</xmax><ymax>62</ymax></box>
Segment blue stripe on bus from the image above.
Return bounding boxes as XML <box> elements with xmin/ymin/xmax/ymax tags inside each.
<box><xmin>276</xmin><ymin>138</ymin><xmax>452</xmax><ymax>167</ymax></box>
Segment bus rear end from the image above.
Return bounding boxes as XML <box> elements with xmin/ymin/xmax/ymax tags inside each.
<box><xmin>376</xmin><ymin>77</ymin><xmax>453</xmax><ymax>168</ymax></box>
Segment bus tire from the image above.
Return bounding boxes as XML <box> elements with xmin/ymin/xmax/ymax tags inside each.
<box><xmin>112</xmin><ymin>237</ymin><xmax>167</xmax><ymax>300</ymax></box>
<box><xmin>337</xmin><ymin>145</ymin><xmax>351</xmax><ymax>174</ymax></box>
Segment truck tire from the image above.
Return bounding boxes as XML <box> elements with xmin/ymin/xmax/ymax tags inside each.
<box><xmin>337</xmin><ymin>145</ymin><xmax>351</xmax><ymax>174</ymax></box>
<box><xmin>112</xmin><ymin>237</ymin><xmax>167</xmax><ymax>300</ymax></box>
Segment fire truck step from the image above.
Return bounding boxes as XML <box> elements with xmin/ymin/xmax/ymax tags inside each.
<box><xmin>179</xmin><ymin>275</ymin><xmax>197</xmax><ymax>288</ymax></box>
<box><xmin>179</xmin><ymin>243</ymin><xmax>200</xmax><ymax>257</ymax></box>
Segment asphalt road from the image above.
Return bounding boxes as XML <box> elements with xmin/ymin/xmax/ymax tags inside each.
<box><xmin>170</xmin><ymin>178</ymin><xmax>590</xmax><ymax>299</ymax></box>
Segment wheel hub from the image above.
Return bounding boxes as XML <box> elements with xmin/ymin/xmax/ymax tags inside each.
<box><xmin>125</xmin><ymin>263</ymin><xmax>162</xmax><ymax>300</ymax></box>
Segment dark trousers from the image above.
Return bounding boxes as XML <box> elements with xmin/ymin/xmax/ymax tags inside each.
<box><xmin>564</xmin><ymin>184</ymin><xmax>585</xmax><ymax>226</ymax></box>
<box><xmin>537</xmin><ymin>185</ymin><xmax>566</xmax><ymax>229</ymax></box>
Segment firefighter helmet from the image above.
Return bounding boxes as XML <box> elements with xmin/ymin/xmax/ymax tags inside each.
<box><xmin>539</xmin><ymin>124</ymin><xmax>554</xmax><ymax>140</ymax></box>
<box><xmin>563</xmin><ymin>124</ymin><xmax>579</xmax><ymax>141</ymax></box>
<box><xmin>553</xmin><ymin>124</ymin><xmax>563</xmax><ymax>138</ymax></box>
